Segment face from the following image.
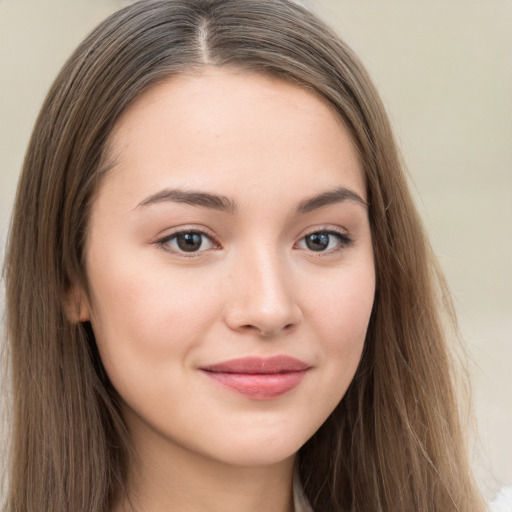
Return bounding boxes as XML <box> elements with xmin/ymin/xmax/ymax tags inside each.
<box><xmin>80</xmin><ymin>69</ymin><xmax>375</xmax><ymax>468</ymax></box>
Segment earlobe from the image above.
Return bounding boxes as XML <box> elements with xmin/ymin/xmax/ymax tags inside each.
<box><xmin>63</xmin><ymin>285</ymin><xmax>91</xmax><ymax>324</ymax></box>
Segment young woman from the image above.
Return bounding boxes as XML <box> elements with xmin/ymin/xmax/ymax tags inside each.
<box><xmin>3</xmin><ymin>0</ymin><xmax>487</xmax><ymax>511</ymax></box>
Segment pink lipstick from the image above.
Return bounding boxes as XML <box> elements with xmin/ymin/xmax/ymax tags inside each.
<box><xmin>200</xmin><ymin>356</ymin><xmax>310</xmax><ymax>400</ymax></box>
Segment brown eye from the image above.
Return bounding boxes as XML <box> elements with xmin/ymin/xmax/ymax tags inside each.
<box><xmin>160</xmin><ymin>231</ymin><xmax>217</xmax><ymax>254</ymax></box>
<box><xmin>296</xmin><ymin>230</ymin><xmax>353</xmax><ymax>253</ymax></box>
<box><xmin>176</xmin><ymin>232</ymin><xmax>204</xmax><ymax>252</ymax></box>
<box><xmin>305</xmin><ymin>233</ymin><xmax>330</xmax><ymax>251</ymax></box>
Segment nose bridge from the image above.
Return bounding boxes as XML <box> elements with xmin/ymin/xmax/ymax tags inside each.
<box><xmin>224</xmin><ymin>242</ymin><xmax>301</xmax><ymax>336</ymax></box>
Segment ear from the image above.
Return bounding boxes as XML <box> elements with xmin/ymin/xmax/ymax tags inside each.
<box><xmin>63</xmin><ymin>284</ymin><xmax>91</xmax><ymax>324</ymax></box>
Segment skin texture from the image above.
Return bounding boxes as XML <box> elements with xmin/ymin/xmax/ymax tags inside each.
<box><xmin>78</xmin><ymin>69</ymin><xmax>375</xmax><ymax>512</ymax></box>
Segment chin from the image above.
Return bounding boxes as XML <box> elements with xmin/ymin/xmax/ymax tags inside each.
<box><xmin>193</xmin><ymin>422</ymin><xmax>315</xmax><ymax>468</ymax></box>
<box><xmin>206</xmin><ymin>442</ymin><xmax>299</xmax><ymax>468</ymax></box>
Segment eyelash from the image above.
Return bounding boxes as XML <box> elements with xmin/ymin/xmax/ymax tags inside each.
<box><xmin>295</xmin><ymin>227</ymin><xmax>354</xmax><ymax>255</ymax></box>
<box><xmin>155</xmin><ymin>228</ymin><xmax>220</xmax><ymax>257</ymax></box>
<box><xmin>155</xmin><ymin>227</ymin><xmax>354</xmax><ymax>256</ymax></box>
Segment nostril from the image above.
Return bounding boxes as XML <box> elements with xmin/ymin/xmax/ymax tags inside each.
<box><xmin>258</xmin><ymin>323</ymin><xmax>296</xmax><ymax>338</ymax></box>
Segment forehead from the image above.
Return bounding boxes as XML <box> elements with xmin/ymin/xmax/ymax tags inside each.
<box><xmin>100</xmin><ymin>68</ymin><xmax>365</xmax><ymax>208</ymax></box>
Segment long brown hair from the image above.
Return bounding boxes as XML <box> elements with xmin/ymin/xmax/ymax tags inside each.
<box><xmin>3</xmin><ymin>1</ymin><xmax>486</xmax><ymax>510</ymax></box>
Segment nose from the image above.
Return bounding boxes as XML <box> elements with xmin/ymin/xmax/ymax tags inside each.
<box><xmin>223</xmin><ymin>248</ymin><xmax>302</xmax><ymax>338</ymax></box>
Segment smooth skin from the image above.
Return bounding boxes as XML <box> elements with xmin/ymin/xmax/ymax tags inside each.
<box><xmin>77</xmin><ymin>69</ymin><xmax>375</xmax><ymax>512</ymax></box>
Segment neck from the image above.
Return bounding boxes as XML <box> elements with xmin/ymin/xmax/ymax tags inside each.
<box><xmin>113</xmin><ymin>413</ymin><xmax>296</xmax><ymax>512</ymax></box>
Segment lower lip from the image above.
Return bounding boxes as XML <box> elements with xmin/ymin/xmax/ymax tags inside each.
<box><xmin>201</xmin><ymin>370</ymin><xmax>308</xmax><ymax>400</ymax></box>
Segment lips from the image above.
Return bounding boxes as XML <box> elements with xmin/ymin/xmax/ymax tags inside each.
<box><xmin>200</xmin><ymin>356</ymin><xmax>310</xmax><ymax>400</ymax></box>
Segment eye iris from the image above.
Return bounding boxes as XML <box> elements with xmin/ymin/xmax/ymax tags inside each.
<box><xmin>176</xmin><ymin>232</ymin><xmax>203</xmax><ymax>252</ymax></box>
<box><xmin>305</xmin><ymin>233</ymin><xmax>330</xmax><ymax>251</ymax></box>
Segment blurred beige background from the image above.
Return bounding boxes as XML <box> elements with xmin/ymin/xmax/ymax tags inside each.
<box><xmin>1</xmin><ymin>0</ymin><xmax>511</xmax><ymax>500</ymax></box>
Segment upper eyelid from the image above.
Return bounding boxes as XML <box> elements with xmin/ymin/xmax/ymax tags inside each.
<box><xmin>296</xmin><ymin>225</ymin><xmax>351</xmax><ymax>240</ymax></box>
<box><xmin>156</xmin><ymin>226</ymin><xmax>218</xmax><ymax>243</ymax></box>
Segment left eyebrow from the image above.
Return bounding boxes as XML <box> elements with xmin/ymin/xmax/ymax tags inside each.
<box><xmin>296</xmin><ymin>187</ymin><xmax>368</xmax><ymax>214</ymax></box>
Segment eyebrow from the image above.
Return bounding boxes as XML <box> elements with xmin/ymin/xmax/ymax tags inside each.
<box><xmin>136</xmin><ymin>186</ymin><xmax>367</xmax><ymax>214</ymax></box>
<box><xmin>296</xmin><ymin>187</ymin><xmax>368</xmax><ymax>213</ymax></box>
<box><xmin>137</xmin><ymin>188</ymin><xmax>237</xmax><ymax>212</ymax></box>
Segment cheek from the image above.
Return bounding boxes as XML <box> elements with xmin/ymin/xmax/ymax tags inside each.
<box><xmin>309</xmin><ymin>260</ymin><xmax>374</xmax><ymax>335</ymax></box>
<box><xmin>85</xmin><ymin>258</ymin><xmax>222</xmax><ymax>389</ymax></box>
<box><xmin>305</xmin><ymin>261</ymin><xmax>375</xmax><ymax>384</ymax></box>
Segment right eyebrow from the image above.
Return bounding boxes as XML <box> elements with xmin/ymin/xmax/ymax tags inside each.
<box><xmin>136</xmin><ymin>188</ymin><xmax>238</xmax><ymax>213</ymax></box>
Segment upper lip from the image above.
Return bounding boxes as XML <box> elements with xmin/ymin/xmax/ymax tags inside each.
<box><xmin>200</xmin><ymin>355</ymin><xmax>310</xmax><ymax>374</ymax></box>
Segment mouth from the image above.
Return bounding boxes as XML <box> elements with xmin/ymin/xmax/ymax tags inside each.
<box><xmin>199</xmin><ymin>356</ymin><xmax>310</xmax><ymax>400</ymax></box>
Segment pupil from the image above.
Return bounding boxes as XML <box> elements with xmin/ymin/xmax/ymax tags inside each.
<box><xmin>306</xmin><ymin>233</ymin><xmax>329</xmax><ymax>251</ymax></box>
<box><xmin>177</xmin><ymin>233</ymin><xmax>202</xmax><ymax>252</ymax></box>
